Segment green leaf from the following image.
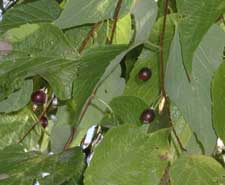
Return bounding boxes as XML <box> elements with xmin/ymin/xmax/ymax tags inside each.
<box><xmin>0</xmin><ymin>0</ymin><xmax>61</xmax><ymax>33</ymax></box>
<box><xmin>65</xmin><ymin>21</ymin><xmax>108</xmax><ymax>50</ymax></box>
<box><xmin>112</xmin><ymin>14</ymin><xmax>132</xmax><ymax>44</ymax></box>
<box><xmin>0</xmin><ymin>23</ymin><xmax>78</xmax><ymax>101</ymax></box>
<box><xmin>170</xmin><ymin>155</ymin><xmax>225</xmax><ymax>185</ymax></box>
<box><xmin>177</xmin><ymin>0</ymin><xmax>225</xmax><ymax>74</ymax></box>
<box><xmin>165</xmin><ymin>25</ymin><xmax>225</xmax><ymax>154</ymax></box>
<box><xmin>0</xmin><ymin>145</ymin><xmax>85</xmax><ymax>185</ymax></box>
<box><xmin>0</xmin><ymin>108</ymin><xmax>41</xmax><ymax>151</ymax></box>
<box><xmin>0</xmin><ymin>79</ymin><xmax>33</xmax><ymax>113</ymax></box>
<box><xmin>212</xmin><ymin>62</ymin><xmax>225</xmax><ymax>144</ymax></box>
<box><xmin>54</xmin><ymin>0</ymin><xmax>134</xmax><ymax>29</ymax></box>
<box><xmin>84</xmin><ymin>125</ymin><xmax>170</xmax><ymax>185</ymax></box>
<box><xmin>71</xmin><ymin>45</ymin><xmax>127</xmax><ymax>125</ymax></box>
<box><xmin>101</xmin><ymin>95</ymin><xmax>148</xmax><ymax>127</ymax></box>
<box><xmin>124</xmin><ymin>49</ymin><xmax>160</xmax><ymax>104</ymax></box>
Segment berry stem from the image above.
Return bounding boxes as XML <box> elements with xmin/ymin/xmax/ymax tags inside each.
<box><xmin>78</xmin><ymin>22</ymin><xmax>102</xmax><ymax>53</ymax></box>
<box><xmin>17</xmin><ymin>95</ymin><xmax>55</xmax><ymax>144</ymax></box>
<box><xmin>107</xmin><ymin>0</ymin><xmax>123</xmax><ymax>44</ymax></box>
<box><xmin>159</xmin><ymin>0</ymin><xmax>186</xmax><ymax>151</ymax></box>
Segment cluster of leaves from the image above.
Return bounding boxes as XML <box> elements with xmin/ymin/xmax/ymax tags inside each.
<box><xmin>0</xmin><ymin>0</ymin><xmax>225</xmax><ymax>184</ymax></box>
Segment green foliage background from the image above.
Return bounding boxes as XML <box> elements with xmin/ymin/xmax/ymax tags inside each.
<box><xmin>0</xmin><ymin>0</ymin><xmax>225</xmax><ymax>184</ymax></box>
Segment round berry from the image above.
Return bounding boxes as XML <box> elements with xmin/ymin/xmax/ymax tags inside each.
<box><xmin>40</xmin><ymin>116</ymin><xmax>48</xmax><ymax>128</ymax></box>
<box><xmin>31</xmin><ymin>90</ymin><xmax>46</xmax><ymax>105</ymax></box>
<box><xmin>138</xmin><ymin>67</ymin><xmax>152</xmax><ymax>81</ymax></box>
<box><xmin>140</xmin><ymin>108</ymin><xmax>155</xmax><ymax>124</ymax></box>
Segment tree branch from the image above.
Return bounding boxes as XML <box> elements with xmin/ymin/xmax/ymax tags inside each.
<box><xmin>159</xmin><ymin>0</ymin><xmax>186</xmax><ymax>151</ymax></box>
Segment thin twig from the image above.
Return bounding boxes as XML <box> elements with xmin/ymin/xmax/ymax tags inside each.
<box><xmin>17</xmin><ymin>96</ymin><xmax>55</xmax><ymax>144</ymax></box>
<box><xmin>64</xmin><ymin>128</ymin><xmax>77</xmax><ymax>150</ymax></box>
<box><xmin>64</xmin><ymin>93</ymin><xmax>97</xmax><ymax>150</ymax></box>
<box><xmin>78</xmin><ymin>22</ymin><xmax>101</xmax><ymax>53</ymax></box>
<box><xmin>159</xmin><ymin>0</ymin><xmax>186</xmax><ymax>151</ymax></box>
<box><xmin>108</xmin><ymin>0</ymin><xmax>123</xmax><ymax>44</ymax></box>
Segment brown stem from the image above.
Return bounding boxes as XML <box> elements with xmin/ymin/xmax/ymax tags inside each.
<box><xmin>78</xmin><ymin>22</ymin><xmax>101</xmax><ymax>53</ymax></box>
<box><xmin>159</xmin><ymin>0</ymin><xmax>169</xmax><ymax>98</ymax></box>
<box><xmin>63</xmin><ymin>22</ymin><xmax>102</xmax><ymax>150</ymax></box>
<box><xmin>108</xmin><ymin>0</ymin><xmax>123</xmax><ymax>44</ymax></box>
<box><xmin>64</xmin><ymin>1</ymin><xmax>123</xmax><ymax>150</ymax></box>
<box><xmin>64</xmin><ymin>128</ymin><xmax>77</xmax><ymax>150</ymax></box>
<box><xmin>160</xmin><ymin>0</ymin><xmax>186</xmax><ymax>151</ymax></box>
<box><xmin>76</xmin><ymin>0</ymin><xmax>123</xmax><ymax>123</ymax></box>
<box><xmin>17</xmin><ymin>96</ymin><xmax>55</xmax><ymax>144</ymax></box>
<box><xmin>160</xmin><ymin>165</ymin><xmax>170</xmax><ymax>185</ymax></box>
<box><xmin>63</xmin><ymin>91</ymin><xmax>97</xmax><ymax>150</ymax></box>
<box><xmin>63</xmin><ymin>60</ymin><xmax>121</xmax><ymax>150</ymax></box>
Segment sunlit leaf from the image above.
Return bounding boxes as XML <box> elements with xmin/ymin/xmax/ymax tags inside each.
<box><xmin>84</xmin><ymin>125</ymin><xmax>170</xmax><ymax>185</ymax></box>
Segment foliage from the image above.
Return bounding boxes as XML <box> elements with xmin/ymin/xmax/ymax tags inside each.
<box><xmin>0</xmin><ymin>0</ymin><xmax>225</xmax><ymax>184</ymax></box>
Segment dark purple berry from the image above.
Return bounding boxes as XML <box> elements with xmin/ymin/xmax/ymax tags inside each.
<box><xmin>140</xmin><ymin>108</ymin><xmax>155</xmax><ymax>124</ymax></box>
<box><xmin>31</xmin><ymin>90</ymin><xmax>46</xmax><ymax>105</ymax></box>
<box><xmin>138</xmin><ymin>67</ymin><xmax>152</xmax><ymax>81</ymax></box>
<box><xmin>40</xmin><ymin>116</ymin><xmax>48</xmax><ymax>128</ymax></box>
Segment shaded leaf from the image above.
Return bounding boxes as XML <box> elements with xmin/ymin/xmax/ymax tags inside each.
<box><xmin>177</xmin><ymin>0</ymin><xmax>225</xmax><ymax>74</ymax></box>
<box><xmin>165</xmin><ymin>25</ymin><xmax>225</xmax><ymax>154</ymax></box>
<box><xmin>0</xmin><ymin>79</ymin><xmax>33</xmax><ymax>113</ymax></box>
<box><xmin>0</xmin><ymin>145</ymin><xmax>85</xmax><ymax>185</ymax></box>
<box><xmin>131</xmin><ymin>0</ymin><xmax>158</xmax><ymax>44</ymax></box>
